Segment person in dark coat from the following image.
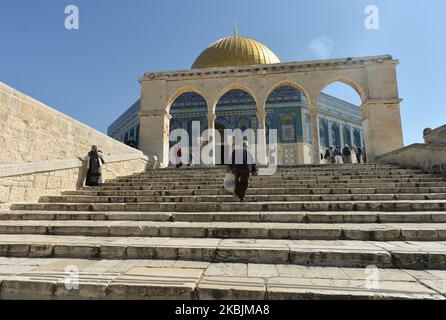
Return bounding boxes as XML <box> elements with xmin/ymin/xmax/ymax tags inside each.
<box><xmin>342</xmin><ymin>144</ymin><xmax>352</xmax><ymax>164</ymax></box>
<box><xmin>227</xmin><ymin>142</ymin><xmax>257</xmax><ymax>203</ymax></box>
<box><xmin>84</xmin><ymin>145</ymin><xmax>105</xmax><ymax>186</ymax></box>
<box><xmin>356</xmin><ymin>147</ymin><xmax>363</xmax><ymax>163</ymax></box>
<box><xmin>175</xmin><ymin>147</ymin><xmax>183</xmax><ymax>168</ymax></box>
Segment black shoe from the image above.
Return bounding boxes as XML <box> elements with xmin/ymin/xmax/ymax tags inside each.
<box><xmin>240</xmin><ymin>197</ymin><xmax>245</xmax><ymax>203</ymax></box>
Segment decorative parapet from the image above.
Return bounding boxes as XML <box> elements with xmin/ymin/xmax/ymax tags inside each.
<box><xmin>140</xmin><ymin>55</ymin><xmax>396</xmax><ymax>82</ymax></box>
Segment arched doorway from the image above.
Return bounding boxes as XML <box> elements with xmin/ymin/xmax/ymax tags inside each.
<box><xmin>169</xmin><ymin>92</ymin><xmax>208</xmax><ymax>166</ymax></box>
<box><xmin>215</xmin><ymin>89</ymin><xmax>257</xmax><ymax>165</ymax></box>
<box><xmin>318</xmin><ymin>81</ymin><xmax>365</xmax><ymax>163</ymax></box>
<box><xmin>265</xmin><ymin>85</ymin><xmax>307</xmax><ymax>165</ymax></box>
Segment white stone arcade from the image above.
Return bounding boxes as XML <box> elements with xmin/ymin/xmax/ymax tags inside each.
<box><xmin>138</xmin><ymin>55</ymin><xmax>404</xmax><ymax>167</ymax></box>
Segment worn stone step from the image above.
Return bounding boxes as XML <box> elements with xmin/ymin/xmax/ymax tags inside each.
<box><xmin>39</xmin><ymin>193</ymin><xmax>446</xmax><ymax>204</ymax></box>
<box><xmin>136</xmin><ymin>173</ymin><xmax>431</xmax><ymax>180</ymax></box>
<box><xmin>102</xmin><ymin>177</ymin><xmax>444</xmax><ymax>186</ymax></box>
<box><xmin>63</xmin><ymin>186</ymin><xmax>446</xmax><ymax>197</ymax></box>
<box><xmin>2</xmin><ymin>211</ymin><xmax>446</xmax><ymax>224</ymax></box>
<box><xmin>0</xmin><ymin>258</ymin><xmax>443</xmax><ymax>300</ymax></box>
<box><xmin>101</xmin><ymin>179</ymin><xmax>446</xmax><ymax>186</ymax></box>
<box><xmin>87</xmin><ymin>182</ymin><xmax>446</xmax><ymax>191</ymax></box>
<box><xmin>118</xmin><ymin>173</ymin><xmax>435</xmax><ymax>181</ymax></box>
<box><xmin>1</xmin><ymin>258</ymin><xmax>444</xmax><ymax>300</ymax></box>
<box><xmin>0</xmin><ymin>220</ymin><xmax>444</xmax><ymax>241</ymax></box>
<box><xmin>0</xmin><ymin>234</ymin><xmax>445</xmax><ymax>269</ymax></box>
<box><xmin>11</xmin><ymin>200</ymin><xmax>446</xmax><ymax>212</ymax></box>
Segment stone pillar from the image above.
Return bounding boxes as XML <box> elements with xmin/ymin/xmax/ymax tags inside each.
<box><xmin>207</xmin><ymin>113</ymin><xmax>216</xmax><ymax>165</ymax></box>
<box><xmin>309</xmin><ymin>107</ymin><xmax>320</xmax><ymax>164</ymax></box>
<box><xmin>256</xmin><ymin>109</ymin><xmax>268</xmax><ymax>166</ymax></box>
<box><xmin>139</xmin><ymin>111</ymin><xmax>171</xmax><ymax>168</ymax></box>
<box><xmin>360</xmin><ymin>98</ymin><xmax>404</xmax><ymax>161</ymax></box>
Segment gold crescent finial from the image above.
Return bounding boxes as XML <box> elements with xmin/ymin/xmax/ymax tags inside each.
<box><xmin>233</xmin><ymin>23</ymin><xmax>238</xmax><ymax>37</ymax></box>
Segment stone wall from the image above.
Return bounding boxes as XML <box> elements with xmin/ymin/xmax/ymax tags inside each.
<box><xmin>377</xmin><ymin>144</ymin><xmax>446</xmax><ymax>175</ymax></box>
<box><xmin>0</xmin><ymin>82</ymin><xmax>159</xmax><ymax>207</ymax></box>
<box><xmin>424</xmin><ymin>125</ymin><xmax>446</xmax><ymax>144</ymax></box>
<box><xmin>0</xmin><ymin>82</ymin><xmax>145</xmax><ymax>164</ymax></box>
<box><xmin>377</xmin><ymin>124</ymin><xmax>446</xmax><ymax>175</ymax></box>
<box><xmin>0</xmin><ymin>154</ymin><xmax>149</xmax><ymax>207</ymax></box>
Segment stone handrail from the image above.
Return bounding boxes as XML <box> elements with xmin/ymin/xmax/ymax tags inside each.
<box><xmin>0</xmin><ymin>153</ymin><xmax>153</xmax><ymax>179</ymax></box>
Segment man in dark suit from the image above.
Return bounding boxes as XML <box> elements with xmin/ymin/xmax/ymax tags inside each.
<box><xmin>227</xmin><ymin>142</ymin><xmax>257</xmax><ymax>203</ymax></box>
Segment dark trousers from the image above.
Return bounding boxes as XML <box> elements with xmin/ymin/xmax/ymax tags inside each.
<box><xmin>233</xmin><ymin>168</ymin><xmax>250</xmax><ymax>199</ymax></box>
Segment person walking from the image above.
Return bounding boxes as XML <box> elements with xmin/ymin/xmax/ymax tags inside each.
<box><xmin>342</xmin><ymin>144</ymin><xmax>352</xmax><ymax>164</ymax></box>
<box><xmin>324</xmin><ymin>149</ymin><xmax>331</xmax><ymax>164</ymax></box>
<box><xmin>329</xmin><ymin>146</ymin><xmax>335</xmax><ymax>164</ymax></box>
<box><xmin>334</xmin><ymin>145</ymin><xmax>343</xmax><ymax>164</ymax></box>
<box><xmin>356</xmin><ymin>147</ymin><xmax>363</xmax><ymax>163</ymax></box>
<box><xmin>175</xmin><ymin>147</ymin><xmax>183</xmax><ymax>168</ymax></box>
<box><xmin>227</xmin><ymin>142</ymin><xmax>257</xmax><ymax>203</ymax></box>
<box><xmin>83</xmin><ymin>145</ymin><xmax>105</xmax><ymax>187</ymax></box>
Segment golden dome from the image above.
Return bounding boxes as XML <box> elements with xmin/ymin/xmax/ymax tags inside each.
<box><xmin>192</xmin><ymin>30</ymin><xmax>280</xmax><ymax>69</ymax></box>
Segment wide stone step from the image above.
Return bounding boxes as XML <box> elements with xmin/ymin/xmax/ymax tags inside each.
<box><xmin>102</xmin><ymin>177</ymin><xmax>444</xmax><ymax>186</ymax></box>
<box><xmin>63</xmin><ymin>186</ymin><xmax>446</xmax><ymax>197</ymax></box>
<box><xmin>1</xmin><ymin>258</ymin><xmax>443</xmax><ymax>300</ymax></box>
<box><xmin>0</xmin><ymin>220</ymin><xmax>444</xmax><ymax>241</ymax></box>
<box><xmin>3</xmin><ymin>211</ymin><xmax>446</xmax><ymax>224</ymax></box>
<box><xmin>0</xmin><ymin>257</ymin><xmax>443</xmax><ymax>300</ymax></box>
<box><xmin>0</xmin><ymin>234</ymin><xmax>445</xmax><ymax>269</ymax></box>
<box><xmin>88</xmin><ymin>182</ymin><xmax>446</xmax><ymax>191</ymax></box>
<box><xmin>137</xmin><ymin>172</ymin><xmax>430</xmax><ymax>179</ymax></box>
<box><xmin>39</xmin><ymin>193</ymin><xmax>446</xmax><ymax>204</ymax></box>
<box><xmin>119</xmin><ymin>173</ymin><xmax>435</xmax><ymax>181</ymax></box>
<box><xmin>11</xmin><ymin>200</ymin><xmax>446</xmax><ymax>212</ymax></box>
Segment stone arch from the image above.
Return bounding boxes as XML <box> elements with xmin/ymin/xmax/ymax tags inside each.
<box><xmin>317</xmin><ymin>76</ymin><xmax>367</xmax><ymax>105</ymax></box>
<box><xmin>211</xmin><ymin>83</ymin><xmax>259</xmax><ymax>114</ymax></box>
<box><xmin>264</xmin><ymin>80</ymin><xmax>310</xmax><ymax>106</ymax></box>
<box><xmin>166</xmin><ymin>86</ymin><xmax>209</xmax><ymax>113</ymax></box>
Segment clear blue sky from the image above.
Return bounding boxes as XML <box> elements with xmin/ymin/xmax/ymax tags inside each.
<box><xmin>1</xmin><ymin>0</ymin><xmax>444</xmax><ymax>145</ymax></box>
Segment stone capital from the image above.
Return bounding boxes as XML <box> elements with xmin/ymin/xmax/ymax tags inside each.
<box><xmin>308</xmin><ymin>107</ymin><xmax>320</xmax><ymax>117</ymax></box>
<box><xmin>256</xmin><ymin>110</ymin><xmax>266</xmax><ymax>122</ymax></box>
<box><xmin>207</xmin><ymin>113</ymin><xmax>217</xmax><ymax>122</ymax></box>
<box><xmin>362</xmin><ymin>98</ymin><xmax>402</xmax><ymax>107</ymax></box>
<box><xmin>139</xmin><ymin>111</ymin><xmax>172</xmax><ymax>120</ymax></box>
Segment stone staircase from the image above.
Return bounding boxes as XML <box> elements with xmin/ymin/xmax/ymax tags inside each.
<box><xmin>1</xmin><ymin>164</ymin><xmax>446</xmax><ymax>299</ymax></box>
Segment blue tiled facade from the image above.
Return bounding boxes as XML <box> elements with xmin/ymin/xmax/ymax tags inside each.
<box><xmin>108</xmin><ymin>86</ymin><xmax>365</xmax><ymax>151</ymax></box>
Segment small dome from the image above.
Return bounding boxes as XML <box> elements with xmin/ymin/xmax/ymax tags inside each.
<box><xmin>192</xmin><ymin>30</ymin><xmax>280</xmax><ymax>69</ymax></box>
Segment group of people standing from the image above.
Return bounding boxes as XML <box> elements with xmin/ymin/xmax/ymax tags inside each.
<box><xmin>323</xmin><ymin>145</ymin><xmax>367</xmax><ymax>164</ymax></box>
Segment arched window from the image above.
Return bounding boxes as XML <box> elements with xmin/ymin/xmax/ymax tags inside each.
<box><xmin>280</xmin><ymin>114</ymin><xmax>296</xmax><ymax>142</ymax></box>
<box><xmin>319</xmin><ymin>119</ymin><xmax>329</xmax><ymax>147</ymax></box>
<box><xmin>343</xmin><ymin>126</ymin><xmax>351</xmax><ymax>146</ymax></box>
<box><xmin>353</xmin><ymin>128</ymin><xmax>362</xmax><ymax>148</ymax></box>
<box><xmin>331</xmin><ymin>123</ymin><xmax>341</xmax><ymax>146</ymax></box>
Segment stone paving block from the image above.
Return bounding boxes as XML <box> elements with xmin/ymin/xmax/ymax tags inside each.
<box><xmin>205</xmin><ymin>263</ymin><xmax>248</xmax><ymax>277</ymax></box>
<box><xmin>107</xmin><ymin>267</ymin><xmax>203</xmax><ymax>299</ymax></box>
<box><xmin>276</xmin><ymin>265</ymin><xmax>349</xmax><ymax>280</ymax></box>
<box><xmin>198</xmin><ymin>276</ymin><xmax>265</xmax><ymax>300</ymax></box>
<box><xmin>247</xmin><ymin>264</ymin><xmax>279</xmax><ymax>278</ymax></box>
<box><xmin>266</xmin><ymin>277</ymin><xmax>445</xmax><ymax>300</ymax></box>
